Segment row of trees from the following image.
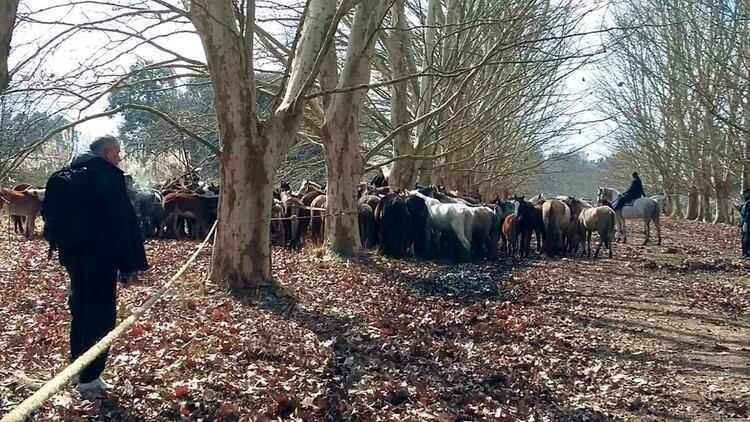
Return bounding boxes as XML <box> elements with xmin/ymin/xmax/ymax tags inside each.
<box><xmin>1</xmin><ymin>0</ymin><xmax>600</xmax><ymax>292</ymax></box>
<box><xmin>597</xmin><ymin>0</ymin><xmax>750</xmax><ymax>222</ymax></box>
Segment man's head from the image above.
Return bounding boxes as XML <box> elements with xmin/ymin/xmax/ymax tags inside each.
<box><xmin>90</xmin><ymin>135</ymin><xmax>122</xmax><ymax>166</ymax></box>
<box><xmin>743</xmin><ymin>189</ymin><xmax>750</xmax><ymax>201</ymax></box>
<box><xmin>632</xmin><ymin>171</ymin><xmax>639</xmax><ymax>179</ymax></box>
<box><xmin>378</xmin><ymin>168</ymin><xmax>384</xmax><ymax>176</ymax></box>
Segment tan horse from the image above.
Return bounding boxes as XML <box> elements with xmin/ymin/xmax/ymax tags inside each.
<box><xmin>542</xmin><ymin>199</ymin><xmax>570</xmax><ymax>256</ymax></box>
<box><xmin>578</xmin><ymin>205</ymin><xmax>616</xmax><ymax>258</ymax></box>
<box><xmin>0</xmin><ymin>188</ymin><xmax>42</xmax><ymax>239</ymax></box>
<box><xmin>562</xmin><ymin>197</ymin><xmax>592</xmax><ymax>253</ymax></box>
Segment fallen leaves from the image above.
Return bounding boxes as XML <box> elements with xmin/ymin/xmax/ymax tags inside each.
<box><xmin>0</xmin><ymin>219</ymin><xmax>748</xmax><ymax>420</ymax></box>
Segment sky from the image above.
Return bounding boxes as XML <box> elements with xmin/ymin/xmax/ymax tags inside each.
<box><xmin>8</xmin><ymin>0</ymin><xmax>613</xmax><ymax>158</ymax></box>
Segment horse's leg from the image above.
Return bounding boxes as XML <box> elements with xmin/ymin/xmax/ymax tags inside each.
<box><xmin>655</xmin><ymin>216</ymin><xmax>662</xmax><ymax>245</ymax></box>
<box><xmin>595</xmin><ymin>230</ymin><xmax>603</xmax><ymax>258</ymax></box>
<box><xmin>535</xmin><ymin>230</ymin><xmax>541</xmax><ymax>253</ymax></box>
<box><xmin>172</xmin><ymin>215</ymin><xmax>182</xmax><ymax>240</ymax></box>
<box><xmin>642</xmin><ymin>217</ymin><xmax>650</xmax><ymax>245</ymax></box>
<box><xmin>30</xmin><ymin>214</ymin><xmax>37</xmax><ymax>239</ymax></box>
<box><xmin>25</xmin><ymin>214</ymin><xmax>34</xmax><ymax>239</ymax></box>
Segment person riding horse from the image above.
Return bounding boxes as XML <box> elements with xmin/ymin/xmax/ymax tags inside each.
<box><xmin>370</xmin><ymin>168</ymin><xmax>388</xmax><ymax>188</ymax></box>
<box><xmin>612</xmin><ymin>172</ymin><xmax>646</xmax><ymax>211</ymax></box>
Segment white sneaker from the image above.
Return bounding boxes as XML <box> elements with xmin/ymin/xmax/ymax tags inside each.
<box><xmin>77</xmin><ymin>377</ymin><xmax>111</xmax><ymax>398</ymax></box>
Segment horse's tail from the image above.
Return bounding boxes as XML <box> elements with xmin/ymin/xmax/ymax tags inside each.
<box><xmin>463</xmin><ymin>209</ymin><xmax>473</xmax><ymax>251</ymax></box>
<box><xmin>604</xmin><ymin>208</ymin><xmax>616</xmax><ymax>246</ymax></box>
<box><xmin>542</xmin><ymin>204</ymin><xmax>556</xmax><ymax>253</ymax></box>
<box><xmin>652</xmin><ymin>200</ymin><xmax>661</xmax><ymax>222</ymax></box>
<box><xmin>491</xmin><ymin>210</ymin><xmax>501</xmax><ymax>241</ymax></box>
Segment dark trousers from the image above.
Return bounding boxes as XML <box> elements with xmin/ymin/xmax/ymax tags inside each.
<box><xmin>743</xmin><ymin>228</ymin><xmax>750</xmax><ymax>257</ymax></box>
<box><xmin>613</xmin><ymin>194</ymin><xmax>637</xmax><ymax>211</ymax></box>
<box><xmin>66</xmin><ymin>262</ymin><xmax>117</xmax><ymax>383</ymax></box>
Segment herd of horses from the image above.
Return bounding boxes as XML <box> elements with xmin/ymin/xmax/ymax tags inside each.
<box><xmin>274</xmin><ymin>181</ymin><xmax>669</xmax><ymax>262</ymax></box>
<box><xmin>0</xmin><ymin>172</ymin><xmax>221</xmax><ymax>241</ymax></box>
<box><xmin>0</xmin><ymin>172</ymin><xmax>669</xmax><ymax>263</ymax></box>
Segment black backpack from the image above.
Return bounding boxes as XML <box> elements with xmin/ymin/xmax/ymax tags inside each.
<box><xmin>42</xmin><ymin>165</ymin><xmax>93</xmax><ymax>262</ymax></box>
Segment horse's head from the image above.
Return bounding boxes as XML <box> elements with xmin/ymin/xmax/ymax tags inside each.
<box><xmin>0</xmin><ymin>188</ymin><xmax>11</xmax><ymax>203</ymax></box>
<box><xmin>511</xmin><ymin>195</ymin><xmax>526</xmax><ymax>215</ymax></box>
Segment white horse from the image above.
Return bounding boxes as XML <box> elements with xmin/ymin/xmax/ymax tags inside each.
<box><xmin>650</xmin><ymin>194</ymin><xmax>671</xmax><ymax>215</ymax></box>
<box><xmin>411</xmin><ymin>191</ymin><xmax>473</xmax><ymax>258</ymax></box>
<box><xmin>597</xmin><ymin>187</ymin><xmax>662</xmax><ymax>245</ymax></box>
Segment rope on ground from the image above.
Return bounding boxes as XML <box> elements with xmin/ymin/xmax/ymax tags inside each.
<box><xmin>1</xmin><ymin>220</ymin><xmax>218</xmax><ymax>422</ymax></box>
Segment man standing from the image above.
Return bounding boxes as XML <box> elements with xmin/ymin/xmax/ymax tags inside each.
<box><xmin>742</xmin><ymin>189</ymin><xmax>750</xmax><ymax>258</ymax></box>
<box><xmin>613</xmin><ymin>171</ymin><xmax>646</xmax><ymax>211</ymax></box>
<box><xmin>45</xmin><ymin>135</ymin><xmax>148</xmax><ymax>397</ymax></box>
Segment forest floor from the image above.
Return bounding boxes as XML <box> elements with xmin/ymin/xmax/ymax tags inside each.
<box><xmin>0</xmin><ymin>218</ymin><xmax>749</xmax><ymax>421</ymax></box>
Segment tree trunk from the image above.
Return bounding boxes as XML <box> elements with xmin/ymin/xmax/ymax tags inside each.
<box><xmin>663</xmin><ymin>174</ymin><xmax>684</xmax><ymax>218</ymax></box>
<box><xmin>685</xmin><ymin>186</ymin><xmax>700</xmax><ymax>220</ymax></box>
<box><xmin>0</xmin><ymin>0</ymin><xmax>19</xmax><ymax>91</ymax></box>
<box><xmin>188</xmin><ymin>0</ymin><xmax>335</xmax><ymax>292</ymax></box>
<box><xmin>686</xmin><ymin>170</ymin><xmax>699</xmax><ymax>220</ymax></box>
<box><xmin>713</xmin><ymin>178</ymin><xmax>729</xmax><ymax>223</ymax></box>
<box><xmin>321</xmin><ymin>0</ymin><xmax>387</xmax><ymax>256</ymax></box>
<box><xmin>323</xmin><ymin>124</ymin><xmax>363</xmax><ymax>254</ymax></box>
<box><xmin>700</xmin><ymin>184</ymin><xmax>713</xmax><ymax>222</ymax></box>
<box><xmin>384</xmin><ymin>0</ymin><xmax>415</xmax><ymax>190</ymax></box>
<box><xmin>670</xmin><ymin>192</ymin><xmax>684</xmax><ymax>218</ymax></box>
<box><xmin>211</xmin><ymin>144</ymin><xmax>274</xmax><ymax>290</ymax></box>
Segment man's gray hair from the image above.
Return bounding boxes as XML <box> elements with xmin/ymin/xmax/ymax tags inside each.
<box><xmin>89</xmin><ymin>135</ymin><xmax>120</xmax><ymax>155</ymax></box>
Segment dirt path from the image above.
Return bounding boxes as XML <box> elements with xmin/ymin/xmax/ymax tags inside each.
<box><xmin>509</xmin><ymin>218</ymin><xmax>750</xmax><ymax>420</ymax></box>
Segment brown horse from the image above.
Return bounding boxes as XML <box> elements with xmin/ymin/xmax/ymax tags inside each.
<box><xmin>0</xmin><ymin>187</ymin><xmax>42</xmax><ymax>238</ymax></box>
<box><xmin>542</xmin><ymin>199</ymin><xmax>570</xmax><ymax>257</ymax></box>
<box><xmin>562</xmin><ymin>196</ymin><xmax>591</xmax><ymax>253</ymax></box>
<box><xmin>270</xmin><ymin>199</ymin><xmax>285</xmax><ymax>246</ymax></box>
<box><xmin>470</xmin><ymin>206</ymin><xmax>500</xmax><ymax>259</ymax></box>
<box><xmin>280</xmin><ymin>191</ymin><xmax>303</xmax><ymax>250</ymax></box>
<box><xmin>513</xmin><ymin>196</ymin><xmax>545</xmax><ymax>257</ymax></box>
<box><xmin>162</xmin><ymin>192</ymin><xmax>217</xmax><ymax>240</ymax></box>
<box><xmin>502</xmin><ymin>214</ymin><xmax>518</xmax><ymax>257</ymax></box>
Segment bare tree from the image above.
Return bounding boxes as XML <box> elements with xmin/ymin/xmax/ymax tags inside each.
<box><xmin>0</xmin><ymin>0</ymin><xmax>19</xmax><ymax>91</ymax></box>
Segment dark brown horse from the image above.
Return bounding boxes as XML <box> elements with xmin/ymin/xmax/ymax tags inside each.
<box><xmin>513</xmin><ymin>196</ymin><xmax>544</xmax><ymax>258</ymax></box>
<box><xmin>281</xmin><ymin>191</ymin><xmax>303</xmax><ymax>250</ymax></box>
<box><xmin>162</xmin><ymin>192</ymin><xmax>217</xmax><ymax>240</ymax></box>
